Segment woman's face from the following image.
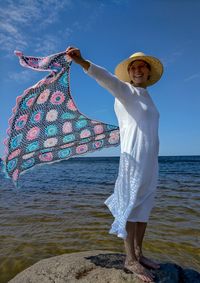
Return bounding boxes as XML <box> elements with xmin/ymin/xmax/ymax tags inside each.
<box><xmin>128</xmin><ymin>60</ymin><xmax>150</xmax><ymax>88</ymax></box>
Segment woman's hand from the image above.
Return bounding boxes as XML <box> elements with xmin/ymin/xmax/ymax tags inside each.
<box><xmin>66</xmin><ymin>46</ymin><xmax>90</xmax><ymax>70</ymax></box>
<box><xmin>66</xmin><ymin>46</ymin><xmax>83</xmax><ymax>64</ymax></box>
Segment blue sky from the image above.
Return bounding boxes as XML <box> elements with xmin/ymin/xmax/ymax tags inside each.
<box><xmin>0</xmin><ymin>0</ymin><xmax>200</xmax><ymax>158</ymax></box>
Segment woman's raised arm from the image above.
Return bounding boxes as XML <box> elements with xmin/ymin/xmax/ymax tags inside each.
<box><xmin>66</xmin><ymin>46</ymin><xmax>130</xmax><ymax>104</ymax></box>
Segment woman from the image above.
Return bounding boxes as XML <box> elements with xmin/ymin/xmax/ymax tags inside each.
<box><xmin>66</xmin><ymin>46</ymin><xmax>163</xmax><ymax>282</ymax></box>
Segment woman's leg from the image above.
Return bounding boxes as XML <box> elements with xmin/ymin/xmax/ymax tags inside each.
<box><xmin>124</xmin><ymin>221</ymin><xmax>155</xmax><ymax>282</ymax></box>
<box><xmin>134</xmin><ymin>222</ymin><xmax>147</xmax><ymax>258</ymax></box>
<box><xmin>124</xmin><ymin>221</ymin><xmax>137</xmax><ymax>262</ymax></box>
<box><xmin>134</xmin><ymin>222</ymin><xmax>160</xmax><ymax>269</ymax></box>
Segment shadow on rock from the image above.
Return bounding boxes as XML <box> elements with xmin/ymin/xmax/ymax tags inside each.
<box><xmin>86</xmin><ymin>253</ymin><xmax>200</xmax><ymax>283</ymax></box>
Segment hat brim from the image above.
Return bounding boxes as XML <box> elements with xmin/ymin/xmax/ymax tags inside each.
<box><xmin>114</xmin><ymin>55</ymin><xmax>163</xmax><ymax>86</ymax></box>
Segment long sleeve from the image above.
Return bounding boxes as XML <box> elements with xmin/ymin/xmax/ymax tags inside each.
<box><xmin>84</xmin><ymin>62</ymin><xmax>130</xmax><ymax>104</ymax></box>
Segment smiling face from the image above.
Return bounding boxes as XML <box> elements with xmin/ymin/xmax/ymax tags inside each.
<box><xmin>127</xmin><ymin>60</ymin><xmax>151</xmax><ymax>88</ymax></box>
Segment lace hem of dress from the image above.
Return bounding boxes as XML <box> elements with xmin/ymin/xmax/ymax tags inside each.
<box><xmin>104</xmin><ymin>151</ymin><xmax>158</xmax><ymax>239</ymax></box>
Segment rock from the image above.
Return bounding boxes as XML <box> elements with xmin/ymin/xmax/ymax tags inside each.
<box><xmin>8</xmin><ymin>250</ymin><xmax>200</xmax><ymax>283</ymax></box>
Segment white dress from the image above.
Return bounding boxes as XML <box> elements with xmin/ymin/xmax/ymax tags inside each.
<box><xmin>84</xmin><ymin>62</ymin><xmax>160</xmax><ymax>239</ymax></box>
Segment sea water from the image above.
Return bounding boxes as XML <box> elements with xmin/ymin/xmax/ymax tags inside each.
<box><xmin>0</xmin><ymin>156</ymin><xmax>199</xmax><ymax>282</ymax></box>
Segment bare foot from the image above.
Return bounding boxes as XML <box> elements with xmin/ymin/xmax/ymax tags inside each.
<box><xmin>124</xmin><ymin>259</ymin><xmax>155</xmax><ymax>282</ymax></box>
<box><xmin>139</xmin><ymin>255</ymin><xmax>160</xmax><ymax>270</ymax></box>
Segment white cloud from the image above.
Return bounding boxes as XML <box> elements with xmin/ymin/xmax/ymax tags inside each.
<box><xmin>0</xmin><ymin>32</ymin><xmax>27</xmax><ymax>54</ymax></box>
<box><xmin>0</xmin><ymin>0</ymin><xmax>72</xmax><ymax>53</ymax></box>
<box><xmin>0</xmin><ymin>0</ymin><xmax>122</xmax><ymax>55</ymax></box>
<box><xmin>184</xmin><ymin>73</ymin><xmax>200</xmax><ymax>82</ymax></box>
<box><xmin>161</xmin><ymin>50</ymin><xmax>184</xmax><ymax>67</ymax></box>
<box><xmin>7</xmin><ymin>69</ymin><xmax>36</xmax><ymax>83</ymax></box>
<box><xmin>1</xmin><ymin>22</ymin><xmax>18</xmax><ymax>34</ymax></box>
<box><xmin>111</xmin><ymin>0</ymin><xmax>129</xmax><ymax>4</ymax></box>
<box><xmin>34</xmin><ymin>34</ymin><xmax>61</xmax><ymax>55</ymax></box>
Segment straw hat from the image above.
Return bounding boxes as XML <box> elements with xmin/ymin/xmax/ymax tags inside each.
<box><xmin>115</xmin><ymin>52</ymin><xmax>164</xmax><ymax>86</ymax></box>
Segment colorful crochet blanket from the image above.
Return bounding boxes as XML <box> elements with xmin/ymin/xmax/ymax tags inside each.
<box><xmin>3</xmin><ymin>50</ymin><xmax>120</xmax><ymax>186</ymax></box>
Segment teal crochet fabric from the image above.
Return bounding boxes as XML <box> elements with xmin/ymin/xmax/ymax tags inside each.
<box><xmin>3</xmin><ymin>50</ymin><xmax>120</xmax><ymax>185</ymax></box>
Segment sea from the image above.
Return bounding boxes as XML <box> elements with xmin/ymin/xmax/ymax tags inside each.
<box><xmin>0</xmin><ymin>155</ymin><xmax>199</xmax><ymax>282</ymax></box>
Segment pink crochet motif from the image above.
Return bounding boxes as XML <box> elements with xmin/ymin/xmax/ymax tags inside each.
<box><xmin>2</xmin><ymin>49</ymin><xmax>120</xmax><ymax>186</ymax></box>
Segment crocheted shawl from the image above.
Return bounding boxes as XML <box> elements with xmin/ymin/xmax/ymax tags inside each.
<box><xmin>3</xmin><ymin>50</ymin><xmax>120</xmax><ymax>186</ymax></box>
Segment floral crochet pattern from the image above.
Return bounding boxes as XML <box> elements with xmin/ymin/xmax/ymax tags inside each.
<box><xmin>2</xmin><ymin>50</ymin><xmax>120</xmax><ymax>185</ymax></box>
